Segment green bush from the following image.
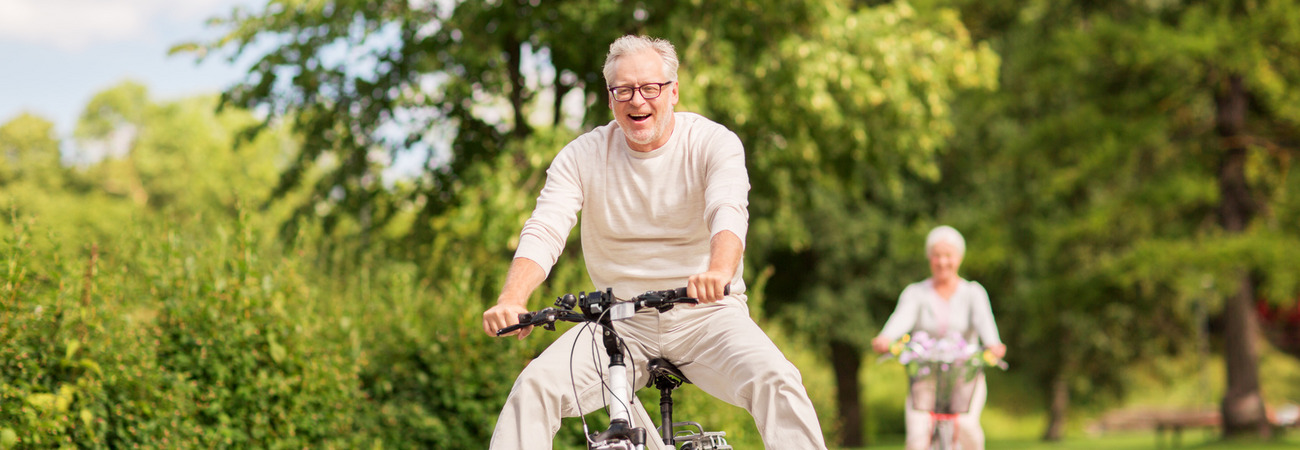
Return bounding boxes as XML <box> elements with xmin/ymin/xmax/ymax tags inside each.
<box><xmin>139</xmin><ymin>214</ymin><xmax>365</xmax><ymax>448</ymax></box>
<box><xmin>0</xmin><ymin>210</ymin><xmax>373</xmax><ymax>448</ymax></box>
<box><xmin>1</xmin><ymin>215</ymin><xmax>102</xmax><ymax>449</ymax></box>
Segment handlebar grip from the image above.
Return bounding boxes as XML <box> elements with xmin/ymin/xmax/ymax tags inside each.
<box><xmin>674</xmin><ymin>284</ymin><xmax>730</xmax><ymax>299</ymax></box>
<box><xmin>495</xmin><ymin>311</ymin><xmax>536</xmax><ymax>336</ymax></box>
<box><xmin>496</xmin><ymin>322</ymin><xmax>528</xmax><ymax>336</ymax></box>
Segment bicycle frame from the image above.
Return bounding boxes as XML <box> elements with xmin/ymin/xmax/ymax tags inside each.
<box><xmin>914</xmin><ymin>360</ymin><xmax>979</xmax><ymax>450</ymax></box>
<box><xmin>927</xmin><ymin>412</ymin><xmax>960</xmax><ymax>450</ymax></box>
<box><xmin>497</xmin><ymin>286</ymin><xmax>731</xmax><ymax>450</ymax></box>
<box><xmin>585</xmin><ymin>292</ymin><xmax>647</xmax><ymax>449</ymax></box>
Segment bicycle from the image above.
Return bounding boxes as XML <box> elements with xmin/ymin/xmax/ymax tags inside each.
<box><xmin>879</xmin><ymin>332</ymin><xmax>1006</xmax><ymax>450</ymax></box>
<box><xmin>909</xmin><ymin>359</ymin><xmax>979</xmax><ymax>450</ymax></box>
<box><xmin>496</xmin><ymin>286</ymin><xmax>733</xmax><ymax>450</ymax></box>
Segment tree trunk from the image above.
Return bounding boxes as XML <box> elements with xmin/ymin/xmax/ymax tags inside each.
<box><xmin>1221</xmin><ymin>272</ymin><xmax>1271</xmax><ymax>438</ymax></box>
<box><xmin>1042</xmin><ymin>327</ymin><xmax>1072</xmax><ymax>442</ymax></box>
<box><xmin>1214</xmin><ymin>73</ymin><xmax>1271</xmax><ymax>439</ymax></box>
<box><xmin>830</xmin><ymin>339</ymin><xmax>865</xmax><ymax>447</ymax></box>
<box><xmin>505</xmin><ymin>37</ymin><xmax>531</xmax><ymax>139</ymax></box>
<box><xmin>1042</xmin><ymin>371</ymin><xmax>1070</xmax><ymax>441</ymax></box>
<box><xmin>554</xmin><ymin>80</ymin><xmax>573</xmax><ymax>128</ymax></box>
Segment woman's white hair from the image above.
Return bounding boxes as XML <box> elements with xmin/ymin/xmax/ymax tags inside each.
<box><xmin>925</xmin><ymin>225</ymin><xmax>966</xmax><ymax>257</ymax></box>
<box><xmin>603</xmin><ymin>35</ymin><xmax>679</xmax><ymax>85</ymax></box>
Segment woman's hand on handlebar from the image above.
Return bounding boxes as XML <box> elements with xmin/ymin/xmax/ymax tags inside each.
<box><xmin>483</xmin><ymin>302</ymin><xmax>532</xmax><ymax>340</ymax></box>
<box><xmin>687</xmin><ymin>270</ymin><xmax>731</xmax><ymax>304</ymax></box>
<box><xmin>987</xmin><ymin>343</ymin><xmax>1007</xmax><ymax>360</ymax></box>
<box><xmin>870</xmin><ymin>336</ymin><xmax>892</xmax><ymax>354</ymax></box>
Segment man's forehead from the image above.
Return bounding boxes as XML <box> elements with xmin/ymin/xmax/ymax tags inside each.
<box><xmin>611</xmin><ymin>51</ymin><xmax>664</xmax><ymax>81</ymax></box>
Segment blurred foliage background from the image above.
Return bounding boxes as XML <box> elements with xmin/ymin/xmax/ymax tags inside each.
<box><xmin>4</xmin><ymin>0</ymin><xmax>1300</xmax><ymax>448</ymax></box>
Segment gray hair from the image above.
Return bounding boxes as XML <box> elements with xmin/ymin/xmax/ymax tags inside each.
<box><xmin>925</xmin><ymin>225</ymin><xmax>966</xmax><ymax>257</ymax></box>
<box><xmin>603</xmin><ymin>35</ymin><xmax>679</xmax><ymax>85</ymax></box>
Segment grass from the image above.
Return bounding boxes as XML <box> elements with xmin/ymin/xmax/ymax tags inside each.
<box><xmin>853</xmin><ymin>431</ymin><xmax>1300</xmax><ymax>449</ymax></box>
<box><xmin>770</xmin><ymin>314</ymin><xmax>1300</xmax><ymax>449</ymax></box>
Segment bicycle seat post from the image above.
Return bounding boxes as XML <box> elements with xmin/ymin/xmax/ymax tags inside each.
<box><xmin>658</xmin><ymin>385</ymin><xmax>674</xmax><ymax>446</ymax></box>
<box><xmin>647</xmin><ymin>358</ymin><xmax>690</xmax><ymax>446</ymax></box>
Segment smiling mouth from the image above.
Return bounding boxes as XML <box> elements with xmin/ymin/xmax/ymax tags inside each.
<box><xmin>629</xmin><ymin>113</ymin><xmax>651</xmax><ymax>123</ymax></box>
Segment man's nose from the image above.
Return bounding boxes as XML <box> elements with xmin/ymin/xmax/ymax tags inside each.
<box><xmin>628</xmin><ymin>90</ymin><xmax>649</xmax><ymax>106</ymax></box>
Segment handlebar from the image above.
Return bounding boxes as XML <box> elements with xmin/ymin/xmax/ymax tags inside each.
<box><xmin>495</xmin><ymin>285</ymin><xmax>730</xmax><ymax>336</ymax></box>
<box><xmin>495</xmin><ymin>307</ymin><xmax>587</xmax><ymax>336</ymax></box>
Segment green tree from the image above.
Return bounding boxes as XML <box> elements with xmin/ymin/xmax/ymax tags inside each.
<box><xmin>177</xmin><ymin>0</ymin><xmax>679</xmax><ymax>249</ymax></box>
<box><xmin>73</xmin><ymin>81</ymin><xmax>284</xmax><ymax>218</ymax></box>
<box><xmin>941</xmin><ymin>0</ymin><xmax>1300</xmax><ymax>440</ymax></box>
<box><xmin>0</xmin><ymin>113</ymin><xmax>140</xmax><ymax>246</ymax></box>
<box><xmin>1178</xmin><ymin>0</ymin><xmax>1300</xmax><ymax>437</ymax></box>
<box><xmin>0</xmin><ymin>113</ymin><xmax>65</xmax><ymax>190</ymax></box>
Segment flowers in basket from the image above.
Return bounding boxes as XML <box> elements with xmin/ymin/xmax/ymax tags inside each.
<box><xmin>880</xmin><ymin>331</ymin><xmax>1008</xmax><ymax>414</ymax></box>
<box><xmin>882</xmin><ymin>331</ymin><xmax>1007</xmax><ymax>379</ymax></box>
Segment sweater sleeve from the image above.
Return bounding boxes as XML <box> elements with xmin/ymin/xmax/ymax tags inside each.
<box><xmin>969</xmin><ymin>282</ymin><xmax>1003</xmax><ymax>346</ymax></box>
<box><xmin>513</xmin><ymin>144</ymin><xmax>584</xmax><ymax>277</ymax></box>
<box><xmin>878</xmin><ymin>284</ymin><xmax>922</xmax><ymax>341</ymax></box>
<box><xmin>703</xmin><ymin>129</ymin><xmax>750</xmax><ymax>245</ymax></box>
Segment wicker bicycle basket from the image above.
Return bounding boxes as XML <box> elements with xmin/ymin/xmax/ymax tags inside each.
<box><xmin>908</xmin><ymin>361</ymin><xmax>981</xmax><ymax>414</ymax></box>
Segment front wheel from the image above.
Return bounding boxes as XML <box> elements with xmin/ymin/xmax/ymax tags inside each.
<box><xmin>930</xmin><ymin>418</ymin><xmax>956</xmax><ymax>450</ymax></box>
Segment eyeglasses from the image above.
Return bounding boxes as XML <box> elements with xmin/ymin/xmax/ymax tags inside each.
<box><xmin>607</xmin><ymin>81</ymin><xmax>674</xmax><ymax>102</ymax></box>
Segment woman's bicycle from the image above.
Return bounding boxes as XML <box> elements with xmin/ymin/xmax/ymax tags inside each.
<box><xmin>496</xmin><ymin>287</ymin><xmax>733</xmax><ymax>450</ymax></box>
<box><xmin>909</xmin><ymin>359</ymin><xmax>978</xmax><ymax>450</ymax></box>
<box><xmin>880</xmin><ymin>332</ymin><xmax>1006</xmax><ymax>450</ymax></box>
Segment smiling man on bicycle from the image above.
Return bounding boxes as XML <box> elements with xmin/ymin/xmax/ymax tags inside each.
<box><xmin>481</xmin><ymin>35</ymin><xmax>828</xmax><ymax>449</ymax></box>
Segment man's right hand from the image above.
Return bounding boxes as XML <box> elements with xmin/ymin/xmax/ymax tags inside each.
<box><xmin>485</xmin><ymin>258</ymin><xmax>547</xmax><ymax>339</ymax></box>
<box><xmin>483</xmin><ymin>302</ymin><xmax>532</xmax><ymax>339</ymax></box>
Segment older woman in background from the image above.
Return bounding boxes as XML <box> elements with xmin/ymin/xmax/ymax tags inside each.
<box><xmin>872</xmin><ymin>225</ymin><xmax>1007</xmax><ymax>450</ymax></box>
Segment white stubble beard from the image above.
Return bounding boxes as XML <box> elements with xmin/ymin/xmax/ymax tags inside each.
<box><xmin>622</xmin><ymin>104</ymin><xmax>675</xmax><ymax>146</ymax></box>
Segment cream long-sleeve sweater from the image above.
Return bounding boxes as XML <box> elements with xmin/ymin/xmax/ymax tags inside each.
<box><xmin>879</xmin><ymin>278</ymin><xmax>1003</xmax><ymax>350</ymax></box>
<box><xmin>513</xmin><ymin>112</ymin><xmax>751</xmax><ymax>300</ymax></box>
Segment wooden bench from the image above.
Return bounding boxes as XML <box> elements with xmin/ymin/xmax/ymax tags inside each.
<box><xmin>1152</xmin><ymin>410</ymin><xmax>1220</xmax><ymax>448</ymax></box>
<box><xmin>1091</xmin><ymin>406</ymin><xmax>1300</xmax><ymax>448</ymax></box>
<box><xmin>1088</xmin><ymin>408</ymin><xmax>1219</xmax><ymax>448</ymax></box>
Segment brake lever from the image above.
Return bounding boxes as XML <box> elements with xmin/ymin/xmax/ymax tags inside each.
<box><xmin>653</xmin><ymin>297</ymin><xmax>699</xmax><ymax>313</ymax></box>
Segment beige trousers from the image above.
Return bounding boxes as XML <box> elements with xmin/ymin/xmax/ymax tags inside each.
<box><xmin>489</xmin><ymin>297</ymin><xmax>827</xmax><ymax>449</ymax></box>
<box><xmin>904</xmin><ymin>374</ymin><xmax>988</xmax><ymax>450</ymax></box>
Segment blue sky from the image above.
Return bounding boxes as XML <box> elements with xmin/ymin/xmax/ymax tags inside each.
<box><xmin>0</xmin><ymin>0</ymin><xmax>258</xmax><ymax>139</ymax></box>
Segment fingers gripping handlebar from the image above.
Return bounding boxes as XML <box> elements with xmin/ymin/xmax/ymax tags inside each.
<box><xmin>495</xmin><ymin>285</ymin><xmax>729</xmax><ymax>336</ymax></box>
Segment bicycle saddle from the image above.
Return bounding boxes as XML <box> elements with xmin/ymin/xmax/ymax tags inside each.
<box><xmin>647</xmin><ymin>358</ymin><xmax>691</xmax><ymax>391</ymax></box>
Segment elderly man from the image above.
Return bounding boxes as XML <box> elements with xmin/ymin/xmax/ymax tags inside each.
<box><xmin>482</xmin><ymin>35</ymin><xmax>827</xmax><ymax>449</ymax></box>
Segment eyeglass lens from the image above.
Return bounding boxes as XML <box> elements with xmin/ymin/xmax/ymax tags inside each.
<box><xmin>611</xmin><ymin>83</ymin><xmax>667</xmax><ymax>101</ymax></box>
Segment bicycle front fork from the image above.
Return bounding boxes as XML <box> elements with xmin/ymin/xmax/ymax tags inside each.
<box><xmin>929</xmin><ymin>412</ymin><xmax>960</xmax><ymax>450</ymax></box>
<box><xmin>587</xmin><ymin>326</ymin><xmax>648</xmax><ymax>450</ymax></box>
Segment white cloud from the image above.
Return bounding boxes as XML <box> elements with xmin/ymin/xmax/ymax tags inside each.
<box><xmin>0</xmin><ymin>0</ymin><xmax>245</xmax><ymax>51</ymax></box>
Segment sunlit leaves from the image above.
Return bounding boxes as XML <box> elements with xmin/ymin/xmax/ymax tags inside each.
<box><xmin>71</xmin><ymin>82</ymin><xmax>285</xmax><ymax>216</ymax></box>
<box><xmin>715</xmin><ymin>1</ymin><xmax>999</xmax><ymax>347</ymax></box>
<box><xmin>0</xmin><ymin>114</ymin><xmax>64</xmax><ymax>190</ymax></box>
